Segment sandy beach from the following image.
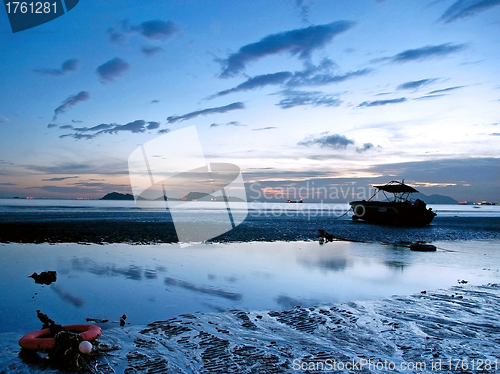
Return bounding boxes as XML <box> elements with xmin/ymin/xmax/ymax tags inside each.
<box><xmin>0</xmin><ymin>239</ymin><xmax>499</xmax><ymax>373</ymax></box>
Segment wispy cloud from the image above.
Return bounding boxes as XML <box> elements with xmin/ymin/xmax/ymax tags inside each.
<box><xmin>276</xmin><ymin>90</ymin><xmax>342</xmax><ymax>109</ymax></box>
<box><xmin>374</xmin><ymin>43</ymin><xmax>467</xmax><ymax>63</ymax></box>
<box><xmin>439</xmin><ymin>0</ymin><xmax>500</xmax><ymax>23</ymax></box>
<box><xmin>0</xmin><ymin>115</ymin><xmax>9</xmax><ymax>123</ymax></box>
<box><xmin>358</xmin><ymin>97</ymin><xmax>407</xmax><ymax>107</ymax></box>
<box><xmin>209</xmin><ymin>72</ymin><xmax>293</xmax><ymax>99</ymax></box>
<box><xmin>26</xmin><ymin>162</ymin><xmax>128</xmax><ymax>175</ymax></box>
<box><xmin>428</xmin><ymin>85</ymin><xmax>465</xmax><ymax>94</ymax></box>
<box><xmin>41</xmin><ymin>176</ymin><xmax>79</xmax><ymax>181</ymax></box>
<box><xmin>285</xmin><ymin>61</ymin><xmax>371</xmax><ymax>87</ymax></box>
<box><xmin>294</xmin><ymin>0</ymin><xmax>312</xmax><ymax>24</ymax></box>
<box><xmin>209</xmin><ymin>59</ymin><xmax>370</xmax><ymax>100</ymax></box>
<box><xmin>218</xmin><ymin>21</ymin><xmax>355</xmax><ymax>77</ymax></box>
<box><xmin>96</xmin><ymin>57</ymin><xmax>130</xmax><ymax>83</ymax></box>
<box><xmin>396</xmin><ymin>78</ymin><xmax>438</xmax><ymax>90</ymax></box>
<box><xmin>356</xmin><ymin>143</ymin><xmax>382</xmax><ymax>153</ymax></box>
<box><xmin>298</xmin><ymin>133</ymin><xmax>354</xmax><ymax>149</ymax></box>
<box><xmin>210</xmin><ymin>121</ymin><xmax>247</xmax><ymax>128</ymax></box>
<box><xmin>33</xmin><ymin>59</ymin><xmax>80</xmax><ymax>76</ymax></box>
<box><xmin>59</xmin><ymin>120</ymin><xmax>163</xmax><ymax>140</ymax></box>
<box><xmin>166</xmin><ymin>102</ymin><xmax>245</xmax><ymax>124</ymax></box>
<box><xmin>141</xmin><ymin>45</ymin><xmax>163</xmax><ymax>57</ymax></box>
<box><xmin>73</xmin><ymin>124</ymin><xmax>114</xmax><ymax>132</ymax></box>
<box><xmin>108</xmin><ymin>19</ymin><xmax>179</xmax><ymax>44</ymax></box>
<box><xmin>53</xmin><ymin>91</ymin><xmax>90</xmax><ymax>120</ymax></box>
<box><xmin>253</xmin><ymin>127</ymin><xmax>277</xmax><ymax>131</ymax></box>
<box><xmin>413</xmin><ymin>94</ymin><xmax>447</xmax><ymax>100</ymax></box>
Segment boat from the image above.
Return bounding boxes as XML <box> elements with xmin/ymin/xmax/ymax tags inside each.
<box><xmin>349</xmin><ymin>181</ymin><xmax>436</xmax><ymax>226</ymax></box>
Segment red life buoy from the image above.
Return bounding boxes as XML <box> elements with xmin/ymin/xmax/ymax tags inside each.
<box><xmin>19</xmin><ymin>324</ymin><xmax>102</xmax><ymax>351</ymax></box>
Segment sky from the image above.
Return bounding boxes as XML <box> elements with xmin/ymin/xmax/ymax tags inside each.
<box><xmin>0</xmin><ymin>0</ymin><xmax>499</xmax><ymax>202</ymax></box>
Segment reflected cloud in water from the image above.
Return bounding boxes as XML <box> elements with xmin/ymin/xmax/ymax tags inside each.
<box><xmin>71</xmin><ymin>258</ymin><xmax>163</xmax><ymax>281</ymax></box>
<box><xmin>51</xmin><ymin>284</ymin><xmax>85</xmax><ymax>307</ymax></box>
<box><xmin>164</xmin><ymin>277</ymin><xmax>242</xmax><ymax>301</ymax></box>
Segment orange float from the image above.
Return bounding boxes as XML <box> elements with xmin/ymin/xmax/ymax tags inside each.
<box><xmin>19</xmin><ymin>324</ymin><xmax>102</xmax><ymax>351</ymax></box>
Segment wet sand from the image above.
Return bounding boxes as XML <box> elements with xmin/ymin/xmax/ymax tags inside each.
<box><xmin>1</xmin><ymin>284</ymin><xmax>499</xmax><ymax>373</ymax></box>
<box><xmin>0</xmin><ymin>216</ymin><xmax>499</xmax><ymax>243</ymax></box>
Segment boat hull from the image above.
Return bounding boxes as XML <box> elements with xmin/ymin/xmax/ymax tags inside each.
<box><xmin>349</xmin><ymin>200</ymin><xmax>436</xmax><ymax>226</ymax></box>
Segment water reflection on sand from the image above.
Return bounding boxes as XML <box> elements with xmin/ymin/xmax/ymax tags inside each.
<box><xmin>0</xmin><ymin>240</ymin><xmax>498</xmax><ymax>334</ymax></box>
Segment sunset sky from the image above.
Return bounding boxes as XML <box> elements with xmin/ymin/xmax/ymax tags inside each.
<box><xmin>1</xmin><ymin>0</ymin><xmax>499</xmax><ymax>202</ymax></box>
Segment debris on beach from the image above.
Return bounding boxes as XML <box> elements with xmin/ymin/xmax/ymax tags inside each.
<box><xmin>86</xmin><ymin>318</ymin><xmax>109</xmax><ymax>324</ymax></box>
<box><xmin>28</xmin><ymin>271</ymin><xmax>57</xmax><ymax>285</ymax></box>
<box><xmin>120</xmin><ymin>314</ymin><xmax>128</xmax><ymax>327</ymax></box>
<box><xmin>19</xmin><ymin>311</ymin><xmax>102</xmax><ymax>372</ymax></box>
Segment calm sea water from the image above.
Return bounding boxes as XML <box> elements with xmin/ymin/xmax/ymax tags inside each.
<box><xmin>1</xmin><ymin>198</ymin><xmax>500</xmax><ymax>217</ymax></box>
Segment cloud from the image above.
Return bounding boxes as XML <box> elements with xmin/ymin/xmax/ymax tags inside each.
<box><xmin>26</xmin><ymin>162</ymin><xmax>128</xmax><ymax>175</ymax></box>
<box><xmin>210</xmin><ymin>121</ymin><xmax>247</xmax><ymax>128</ymax></box>
<box><xmin>32</xmin><ymin>59</ymin><xmax>80</xmax><ymax>76</ymax></box>
<box><xmin>166</xmin><ymin>102</ymin><xmax>245</xmax><ymax>124</ymax></box>
<box><xmin>53</xmin><ymin>91</ymin><xmax>90</xmax><ymax>120</ymax></box>
<box><xmin>218</xmin><ymin>21</ymin><xmax>356</xmax><ymax>77</ymax></box>
<box><xmin>147</xmin><ymin>121</ymin><xmax>160</xmax><ymax>130</ymax></box>
<box><xmin>298</xmin><ymin>133</ymin><xmax>354</xmax><ymax>149</ymax></box>
<box><xmin>109</xmin><ymin>19</ymin><xmax>179</xmax><ymax>44</ymax></box>
<box><xmin>73</xmin><ymin>124</ymin><xmax>114</xmax><ymax>132</ymax></box>
<box><xmin>60</xmin><ymin>120</ymin><xmax>166</xmax><ymax>139</ymax></box>
<box><xmin>396</xmin><ymin>78</ymin><xmax>438</xmax><ymax>90</ymax></box>
<box><xmin>41</xmin><ymin>176</ymin><xmax>79</xmax><ymax>181</ymax></box>
<box><xmin>47</xmin><ymin>123</ymin><xmax>58</xmax><ymax>128</ymax></box>
<box><xmin>141</xmin><ymin>45</ymin><xmax>163</xmax><ymax>57</ymax></box>
<box><xmin>158</xmin><ymin>128</ymin><xmax>171</xmax><ymax>134</ymax></box>
<box><xmin>208</xmin><ymin>60</ymin><xmax>370</xmax><ymax>100</ymax></box>
<box><xmin>356</xmin><ymin>143</ymin><xmax>382</xmax><ymax>153</ymax></box>
<box><xmin>0</xmin><ymin>115</ymin><xmax>9</xmax><ymax>122</ymax></box>
<box><xmin>294</xmin><ymin>0</ymin><xmax>312</xmax><ymax>23</ymax></box>
<box><xmin>133</xmin><ymin>20</ymin><xmax>178</xmax><ymax>40</ymax></box>
<box><xmin>99</xmin><ymin>120</ymin><xmax>158</xmax><ymax>134</ymax></box>
<box><xmin>151</xmin><ymin>100</ymin><xmax>160</xmax><ymax>104</ymax></box>
<box><xmin>285</xmin><ymin>64</ymin><xmax>371</xmax><ymax>87</ymax></box>
<box><xmin>374</xmin><ymin>43</ymin><xmax>467</xmax><ymax>64</ymax></box>
<box><xmin>413</xmin><ymin>94</ymin><xmax>447</xmax><ymax>100</ymax></box>
<box><xmin>490</xmin><ymin>132</ymin><xmax>500</xmax><ymax>135</ymax></box>
<box><xmin>253</xmin><ymin>127</ymin><xmax>278</xmax><ymax>131</ymax></box>
<box><xmin>210</xmin><ymin>72</ymin><xmax>293</xmax><ymax>99</ymax></box>
<box><xmin>358</xmin><ymin>97</ymin><xmax>407</xmax><ymax>107</ymax></box>
<box><xmin>428</xmin><ymin>85</ymin><xmax>465</xmax><ymax>94</ymax></box>
<box><xmin>439</xmin><ymin>0</ymin><xmax>500</xmax><ymax>23</ymax></box>
<box><xmin>96</xmin><ymin>58</ymin><xmax>130</xmax><ymax>83</ymax></box>
<box><xmin>276</xmin><ymin>90</ymin><xmax>342</xmax><ymax>109</ymax></box>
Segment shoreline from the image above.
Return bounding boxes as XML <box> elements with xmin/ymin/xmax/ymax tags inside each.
<box><xmin>1</xmin><ymin>283</ymin><xmax>499</xmax><ymax>373</ymax></box>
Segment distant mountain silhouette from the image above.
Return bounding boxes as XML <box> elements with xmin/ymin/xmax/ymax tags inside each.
<box><xmin>100</xmin><ymin>192</ymin><xmax>135</xmax><ymax>200</ymax></box>
<box><xmin>413</xmin><ymin>193</ymin><xmax>458</xmax><ymax>204</ymax></box>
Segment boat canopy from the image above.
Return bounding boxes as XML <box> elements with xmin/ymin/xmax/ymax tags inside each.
<box><xmin>373</xmin><ymin>181</ymin><xmax>419</xmax><ymax>193</ymax></box>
